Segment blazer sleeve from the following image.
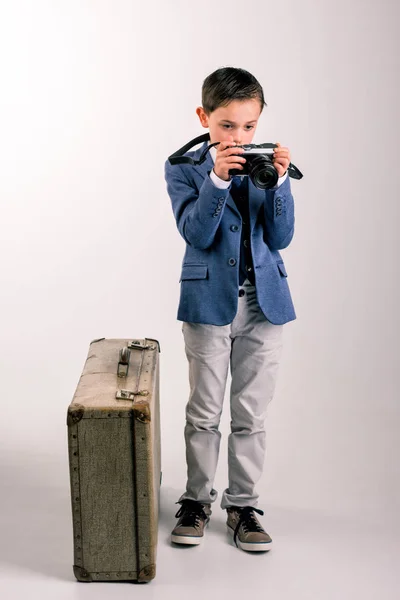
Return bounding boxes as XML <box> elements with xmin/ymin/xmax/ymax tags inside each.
<box><xmin>164</xmin><ymin>159</ymin><xmax>231</xmax><ymax>250</ymax></box>
<box><xmin>263</xmin><ymin>175</ymin><xmax>295</xmax><ymax>250</ymax></box>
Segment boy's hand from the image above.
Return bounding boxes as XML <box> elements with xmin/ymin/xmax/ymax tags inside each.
<box><xmin>273</xmin><ymin>142</ymin><xmax>291</xmax><ymax>177</ymax></box>
<box><xmin>213</xmin><ymin>135</ymin><xmax>246</xmax><ymax>181</ymax></box>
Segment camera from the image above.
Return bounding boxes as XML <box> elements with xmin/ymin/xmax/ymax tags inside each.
<box><xmin>229</xmin><ymin>143</ymin><xmax>279</xmax><ymax>190</ymax></box>
<box><xmin>167</xmin><ymin>133</ymin><xmax>303</xmax><ymax>190</ymax></box>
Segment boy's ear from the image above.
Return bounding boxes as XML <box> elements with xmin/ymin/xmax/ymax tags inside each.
<box><xmin>196</xmin><ymin>106</ymin><xmax>209</xmax><ymax>128</ymax></box>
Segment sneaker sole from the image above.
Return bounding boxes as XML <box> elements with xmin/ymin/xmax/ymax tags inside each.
<box><xmin>171</xmin><ymin>520</ymin><xmax>209</xmax><ymax>546</ymax></box>
<box><xmin>227</xmin><ymin>525</ymin><xmax>272</xmax><ymax>552</ymax></box>
<box><xmin>171</xmin><ymin>534</ymin><xmax>203</xmax><ymax>545</ymax></box>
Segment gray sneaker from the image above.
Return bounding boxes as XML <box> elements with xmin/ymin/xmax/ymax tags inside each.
<box><xmin>226</xmin><ymin>506</ymin><xmax>272</xmax><ymax>552</ymax></box>
<box><xmin>171</xmin><ymin>499</ymin><xmax>212</xmax><ymax>545</ymax></box>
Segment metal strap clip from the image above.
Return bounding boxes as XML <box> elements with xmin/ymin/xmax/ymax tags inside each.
<box><xmin>128</xmin><ymin>339</ymin><xmax>156</xmax><ymax>351</ymax></box>
<box><xmin>116</xmin><ymin>389</ymin><xmax>149</xmax><ymax>401</ymax></box>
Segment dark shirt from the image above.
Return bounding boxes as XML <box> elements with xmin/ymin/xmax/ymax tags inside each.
<box><xmin>230</xmin><ymin>176</ymin><xmax>255</xmax><ymax>285</ymax></box>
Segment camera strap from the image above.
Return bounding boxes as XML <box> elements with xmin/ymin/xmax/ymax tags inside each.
<box><xmin>168</xmin><ymin>133</ymin><xmax>217</xmax><ymax>166</ymax></box>
<box><xmin>167</xmin><ymin>132</ymin><xmax>303</xmax><ymax>180</ymax></box>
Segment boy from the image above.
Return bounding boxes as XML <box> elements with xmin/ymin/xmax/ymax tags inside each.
<box><xmin>164</xmin><ymin>67</ymin><xmax>296</xmax><ymax>552</ymax></box>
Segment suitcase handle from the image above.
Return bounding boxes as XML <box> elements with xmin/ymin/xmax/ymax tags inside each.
<box><xmin>117</xmin><ymin>338</ymin><xmax>160</xmax><ymax>377</ymax></box>
<box><xmin>117</xmin><ymin>346</ymin><xmax>131</xmax><ymax>378</ymax></box>
<box><xmin>116</xmin><ymin>340</ymin><xmax>153</xmax><ymax>400</ymax></box>
<box><xmin>117</xmin><ymin>339</ymin><xmax>159</xmax><ymax>378</ymax></box>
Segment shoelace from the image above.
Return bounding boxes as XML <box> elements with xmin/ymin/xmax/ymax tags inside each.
<box><xmin>174</xmin><ymin>499</ymin><xmax>209</xmax><ymax>528</ymax></box>
<box><xmin>232</xmin><ymin>506</ymin><xmax>265</xmax><ymax>547</ymax></box>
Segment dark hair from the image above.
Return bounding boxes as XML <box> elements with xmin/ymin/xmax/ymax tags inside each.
<box><xmin>201</xmin><ymin>67</ymin><xmax>267</xmax><ymax>115</ymax></box>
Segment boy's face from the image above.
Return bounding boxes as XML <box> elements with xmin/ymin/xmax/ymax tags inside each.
<box><xmin>196</xmin><ymin>98</ymin><xmax>262</xmax><ymax>146</ymax></box>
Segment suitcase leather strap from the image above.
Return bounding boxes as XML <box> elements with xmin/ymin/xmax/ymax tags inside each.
<box><xmin>116</xmin><ymin>338</ymin><xmax>160</xmax><ymax>401</ymax></box>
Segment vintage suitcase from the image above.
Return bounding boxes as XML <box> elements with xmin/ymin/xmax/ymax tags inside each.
<box><xmin>67</xmin><ymin>337</ymin><xmax>161</xmax><ymax>583</ymax></box>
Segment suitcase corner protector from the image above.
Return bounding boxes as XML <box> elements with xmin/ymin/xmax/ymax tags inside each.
<box><xmin>90</xmin><ymin>337</ymin><xmax>105</xmax><ymax>344</ymax></box>
<box><xmin>138</xmin><ymin>564</ymin><xmax>156</xmax><ymax>582</ymax></box>
<box><xmin>73</xmin><ymin>565</ymin><xmax>92</xmax><ymax>582</ymax></box>
<box><xmin>133</xmin><ymin>405</ymin><xmax>151</xmax><ymax>423</ymax></box>
<box><xmin>67</xmin><ymin>404</ymin><xmax>85</xmax><ymax>426</ymax></box>
<box><xmin>146</xmin><ymin>337</ymin><xmax>161</xmax><ymax>353</ymax></box>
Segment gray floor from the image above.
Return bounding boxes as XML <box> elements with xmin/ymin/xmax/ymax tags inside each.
<box><xmin>1</xmin><ymin>452</ymin><xmax>398</xmax><ymax>600</ymax></box>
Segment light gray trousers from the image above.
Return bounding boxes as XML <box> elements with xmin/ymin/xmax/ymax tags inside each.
<box><xmin>178</xmin><ymin>278</ymin><xmax>284</xmax><ymax>510</ymax></box>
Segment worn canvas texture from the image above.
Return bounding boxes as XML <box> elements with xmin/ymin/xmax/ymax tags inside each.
<box><xmin>67</xmin><ymin>337</ymin><xmax>161</xmax><ymax>583</ymax></box>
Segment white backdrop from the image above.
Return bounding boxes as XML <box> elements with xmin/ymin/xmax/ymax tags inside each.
<box><xmin>0</xmin><ymin>1</ymin><xmax>399</xmax><ymax>597</ymax></box>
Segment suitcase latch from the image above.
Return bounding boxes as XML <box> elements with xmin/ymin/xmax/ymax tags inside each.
<box><xmin>128</xmin><ymin>340</ymin><xmax>157</xmax><ymax>351</ymax></box>
<box><xmin>116</xmin><ymin>389</ymin><xmax>149</xmax><ymax>401</ymax></box>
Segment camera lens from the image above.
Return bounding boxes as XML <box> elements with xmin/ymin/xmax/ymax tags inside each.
<box><xmin>248</xmin><ymin>155</ymin><xmax>279</xmax><ymax>189</ymax></box>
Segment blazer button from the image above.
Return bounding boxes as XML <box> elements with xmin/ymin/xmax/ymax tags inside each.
<box><xmin>228</xmin><ymin>258</ymin><xmax>237</xmax><ymax>266</ymax></box>
<box><xmin>230</xmin><ymin>225</ymin><xmax>239</xmax><ymax>232</ymax></box>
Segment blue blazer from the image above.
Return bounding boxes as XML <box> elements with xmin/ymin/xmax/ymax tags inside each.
<box><xmin>164</xmin><ymin>140</ymin><xmax>297</xmax><ymax>326</ymax></box>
